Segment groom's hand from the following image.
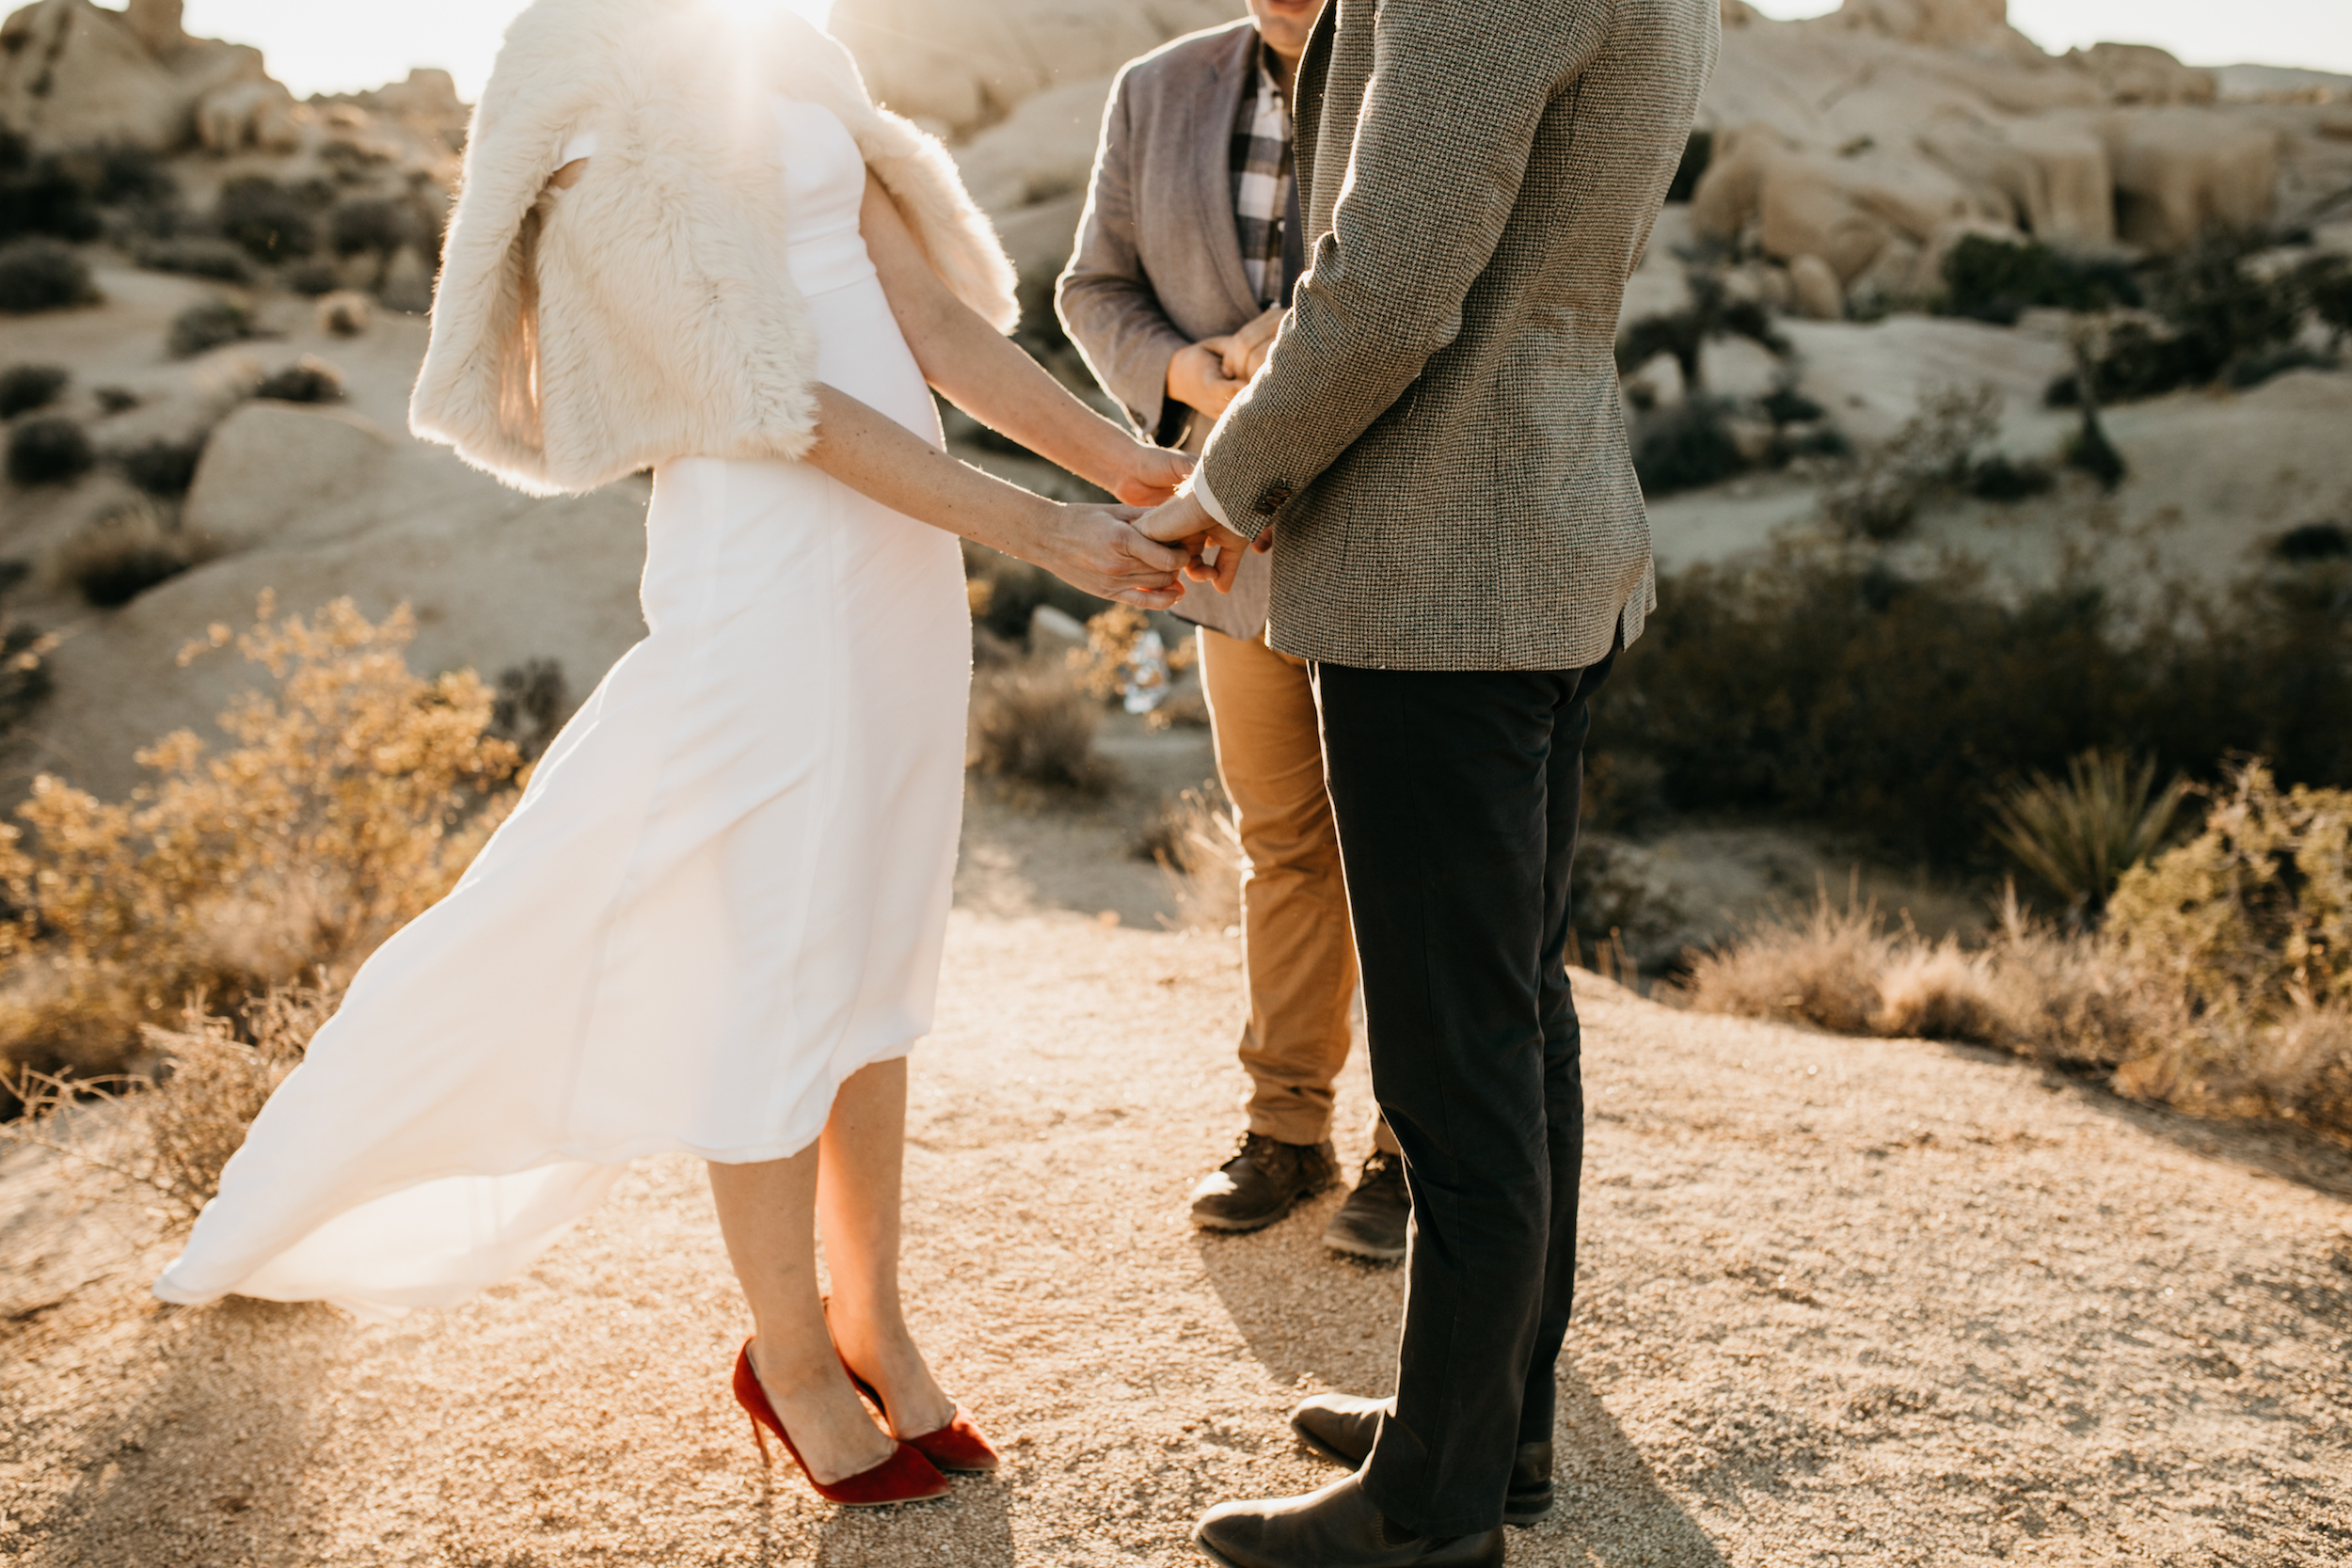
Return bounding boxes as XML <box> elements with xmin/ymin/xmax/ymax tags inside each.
<box><xmin>1107</xmin><ymin>443</ymin><xmax>1195</xmax><ymax>508</ymax></box>
<box><xmin>1034</xmin><ymin>502</ymin><xmax>1190</xmax><ymax>610</ymax></box>
<box><xmin>1137</xmin><ymin>491</ymin><xmax>1259</xmax><ymax>594</ymax></box>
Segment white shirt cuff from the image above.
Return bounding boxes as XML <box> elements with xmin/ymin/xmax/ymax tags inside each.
<box><xmin>1192</xmin><ymin>472</ymin><xmax>1235</xmax><ymax>530</ymax></box>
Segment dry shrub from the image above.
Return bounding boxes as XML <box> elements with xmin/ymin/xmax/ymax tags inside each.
<box><xmin>1871</xmin><ymin>938</ymin><xmax>2005</xmax><ymax>1046</ymax></box>
<box><xmin>0</xmin><ymin>594</ymin><xmax>522</xmax><ymax>1101</ymax></box>
<box><xmin>1681</xmin><ymin>885</ymin><xmax>1890</xmax><ymax>1034</ymax></box>
<box><xmin>315</xmin><ymin>290</ymin><xmax>373</xmax><ymax>338</ymax></box>
<box><xmin>2245</xmin><ymin>1001</ymin><xmax>2352</xmax><ymax>1133</ymax></box>
<box><xmin>2107</xmin><ymin>765</ymin><xmax>2351</xmax><ymax>1022</ymax></box>
<box><xmin>57</xmin><ymin>499</ymin><xmax>217</xmax><ymax>606</ymax></box>
<box><xmin>1138</xmin><ymin>784</ymin><xmax>1243</xmax><ymax>931</ymax></box>
<box><xmin>968</xmin><ymin>657</ymin><xmax>1112</xmax><ymax>795</ymax></box>
<box><xmin>4</xmin><ymin>982</ymin><xmax>333</xmax><ymax>1218</ymax></box>
<box><xmin>1682</xmin><ymin>771</ymin><xmax>2352</xmax><ymax>1138</ymax></box>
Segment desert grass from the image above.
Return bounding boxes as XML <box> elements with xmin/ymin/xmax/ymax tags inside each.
<box><xmin>56</xmin><ymin>499</ymin><xmax>218</xmax><ymax>607</ymax></box>
<box><xmin>967</xmin><ymin>657</ymin><xmax>1113</xmax><ymax>796</ymax></box>
<box><xmin>4</xmin><ymin>982</ymin><xmax>334</xmax><ymax>1218</ymax></box>
<box><xmin>1137</xmin><ymin>783</ymin><xmax>1243</xmax><ymax>932</ymax></box>
<box><xmin>1684</xmin><ymin>768</ymin><xmax>2352</xmax><ymax>1138</ymax></box>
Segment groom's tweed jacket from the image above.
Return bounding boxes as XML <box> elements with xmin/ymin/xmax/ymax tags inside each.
<box><xmin>1196</xmin><ymin>0</ymin><xmax>1719</xmax><ymax>672</ymax></box>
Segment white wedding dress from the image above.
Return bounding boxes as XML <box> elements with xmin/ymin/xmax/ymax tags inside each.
<box><xmin>155</xmin><ymin>98</ymin><xmax>970</xmax><ymax>1320</ymax></box>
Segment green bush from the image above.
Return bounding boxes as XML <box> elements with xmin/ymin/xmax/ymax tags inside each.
<box><xmin>2049</xmin><ymin>233</ymin><xmax>2308</xmax><ymax>404</ymax></box>
<box><xmin>1820</xmin><ymin>384</ymin><xmax>2000</xmax><ymax>540</ymax></box>
<box><xmin>2275</xmin><ymin>522</ymin><xmax>2349</xmax><ymax>563</ymax></box>
<box><xmin>57</xmin><ymin>500</ymin><xmax>215</xmax><ymax>607</ymax></box>
<box><xmin>0</xmin><ymin>362</ymin><xmax>68</xmax><ymax>420</ymax></box>
<box><xmin>118</xmin><ymin>435</ymin><xmax>208</xmax><ymax>498</ymax></box>
<box><xmin>0</xmin><ymin>238</ymin><xmax>98</xmax><ymax>313</ymax></box>
<box><xmin>214</xmin><ymin>175</ymin><xmax>316</xmax><ymax>263</ymax></box>
<box><xmin>1632</xmin><ymin>397</ymin><xmax>1747</xmax><ymax>496</ymax></box>
<box><xmin>328</xmin><ymin>196</ymin><xmax>428</xmax><ymax>258</ymax></box>
<box><xmin>1597</xmin><ymin>551</ymin><xmax>2352</xmax><ymax>870</ymax></box>
<box><xmin>2303</xmin><ymin>255</ymin><xmax>2352</xmax><ymax>345</ymax></box>
<box><xmin>255</xmin><ymin>356</ymin><xmax>344</xmax><ymax>404</ymax></box>
<box><xmin>0</xmin><ymin>130</ymin><xmax>101</xmax><ymax>245</ymax></box>
<box><xmin>135</xmin><ymin>237</ymin><xmax>253</xmax><ymax>285</ymax></box>
<box><xmin>6</xmin><ymin>416</ymin><xmax>94</xmax><ymax>485</ymax></box>
<box><xmin>1964</xmin><ymin>452</ymin><xmax>2056</xmax><ymax>501</ymax></box>
<box><xmin>167</xmin><ymin>296</ymin><xmax>256</xmax><ymax>358</ymax></box>
<box><xmin>1615</xmin><ymin>269</ymin><xmax>1787</xmax><ymax>392</ymax></box>
<box><xmin>1664</xmin><ymin>129</ymin><xmax>1712</xmax><ymax>204</ymax></box>
<box><xmin>283</xmin><ymin>260</ymin><xmax>342</xmax><ymax>297</ymax></box>
<box><xmin>1940</xmin><ymin>234</ymin><xmax>2139</xmax><ymax>325</ymax></box>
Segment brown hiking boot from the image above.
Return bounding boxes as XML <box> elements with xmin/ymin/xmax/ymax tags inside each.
<box><xmin>1321</xmin><ymin>1151</ymin><xmax>1410</xmax><ymax>1261</ymax></box>
<box><xmin>1189</xmin><ymin>1132</ymin><xmax>1339</xmax><ymax>1231</ymax></box>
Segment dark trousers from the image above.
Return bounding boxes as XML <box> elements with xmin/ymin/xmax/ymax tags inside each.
<box><xmin>1311</xmin><ymin>654</ymin><xmax>1612</xmax><ymax>1539</ymax></box>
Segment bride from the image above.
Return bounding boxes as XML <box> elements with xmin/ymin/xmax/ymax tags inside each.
<box><xmin>154</xmin><ymin>0</ymin><xmax>1192</xmax><ymax>1509</ymax></box>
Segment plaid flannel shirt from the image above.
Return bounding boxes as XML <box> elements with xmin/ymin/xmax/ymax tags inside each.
<box><xmin>1229</xmin><ymin>40</ymin><xmax>1294</xmax><ymax>310</ymax></box>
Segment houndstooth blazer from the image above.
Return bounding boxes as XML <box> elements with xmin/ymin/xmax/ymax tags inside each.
<box><xmin>1194</xmin><ymin>0</ymin><xmax>1719</xmax><ymax>672</ymax></box>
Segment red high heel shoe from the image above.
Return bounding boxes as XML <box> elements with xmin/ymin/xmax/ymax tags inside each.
<box><xmin>840</xmin><ymin>1363</ymin><xmax>1002</xmax><ymax>1474</ymax></box>
<box><xmin>731</xmin><ymin>1341</ymin><xmax>952</xmax><ymax>1506</ymax></box>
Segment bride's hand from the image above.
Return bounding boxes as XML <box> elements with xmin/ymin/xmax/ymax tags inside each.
<box><xmin>1106</xmin><ymin>443</ymin><xmax>1196</xmax><ymax>508</ymax></box>
<box><xmin>1018</xmin><ymin>499</ymin><xmax>1190</xmax><ymax>610</ymax></box>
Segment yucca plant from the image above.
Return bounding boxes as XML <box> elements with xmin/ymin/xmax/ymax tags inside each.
<box><xmin>1990</xmin><ymin>750</ymin><xmax>2187</xmax><ymax>924</ymax></box>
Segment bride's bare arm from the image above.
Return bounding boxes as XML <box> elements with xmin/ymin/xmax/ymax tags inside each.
<box><xmin>858</xmin><ymin>174</ymin><xmax>1192</xmax><ymax>507</ymax></box>
<box><xmin>800</xmin><ymin>386</ymin><xmax>1186</xmax><ymax>609</ymax></box>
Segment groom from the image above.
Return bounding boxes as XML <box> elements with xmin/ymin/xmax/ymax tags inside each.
<box><xmin>1141</xmin><ymin>2</ymin><xmax>1719</xmax><ymax>1564</ymax></box>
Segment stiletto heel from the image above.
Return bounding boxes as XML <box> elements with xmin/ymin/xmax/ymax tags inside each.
<box><xmin>841</xmin><ymin>1363</ymin><xmax>1003</xmax><ymax>1474</ymax></box>
<box><xmin>731</xmin><ymin>1340</ymin><xmax>952</xmax><ymax>1506</ymax></box>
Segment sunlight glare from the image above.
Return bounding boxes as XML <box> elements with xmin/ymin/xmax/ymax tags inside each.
<box><xmin>709</xmin><ymin>0</ymin><xmax>837</xmax><ymax>28</ymax></box>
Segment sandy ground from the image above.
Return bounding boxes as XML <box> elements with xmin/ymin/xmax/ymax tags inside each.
<box><xmin>5</xmin><ymin>876</ymin><xmax>2350</xmax><ymax>1565</ymax></box>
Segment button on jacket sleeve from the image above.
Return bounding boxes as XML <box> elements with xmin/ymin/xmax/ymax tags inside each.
<box><xmin>1196</xmin><ymin>1</ymin><xmax>1606</xmax><ymax>541</ymax></box>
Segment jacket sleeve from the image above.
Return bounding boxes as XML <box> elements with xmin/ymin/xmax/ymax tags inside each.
<box><xmin>1196</xmin><ymin>0</ymin><xmax>1602</xmax><ymax>537</ymax></box>
<box><xmin>1056</xmin><ymin>67</ymin><xmax>1196</xmax><ymax>447</ymax></box>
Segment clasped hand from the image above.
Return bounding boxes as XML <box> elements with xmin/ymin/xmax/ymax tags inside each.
<box><xmin>1031</xmin><ymin>440</ymin><xmax>1200</xmax><ymax>610</ymax></box>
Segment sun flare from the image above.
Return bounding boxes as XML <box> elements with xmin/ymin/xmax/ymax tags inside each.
<box><xmin>708</xmin><ymin>0</ymin><xmax>836</xmax><ymax>30</ymax></box>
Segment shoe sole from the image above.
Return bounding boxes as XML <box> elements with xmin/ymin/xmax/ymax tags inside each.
<box><xmin>1291</xmin><ymin>1422</ymin><xmax>1551</xmax><ymax>1529</ymax></box>
<box><xmin>1192</xmin><ymin>1527</ymin><xmax>1245</xmax><ymax>1568</ymax></box>
<box><xmin>1321</xmin><ymin>1229</ymin><xmax>1406</xmax><ymax>1262</ymax></box>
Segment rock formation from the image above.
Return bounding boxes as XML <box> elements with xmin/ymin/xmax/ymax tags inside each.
<box><xmin>1677</xmin><ymin>0</ymin><xmax>2352</xmax><ymax>303</ymax></box>
<box><xmin>830</xmin><ymin>0</ymin><xmax>1239</xmax><ymax>138</ymax></box>
<box><xmin>0</xmin><ymin>0</ymin><xmax>455</xmax><ymax>181</ymax></box>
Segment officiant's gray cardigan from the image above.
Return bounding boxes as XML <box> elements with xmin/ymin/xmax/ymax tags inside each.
<box><xmin>1057</xmin><ymin>19</ymin><xmax>1291</xmax><ymax>643</ymax></box>
<box><xmin>1194</xmin><ymin>0</ymin><xmax>1720</xmax><ymax>672</ymax></box>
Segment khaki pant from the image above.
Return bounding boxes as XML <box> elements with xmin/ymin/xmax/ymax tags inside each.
<box><xmin>1199</xmin><ymin>627</ymin><xmax>1399</xmax><ymax>1155</ymax></box>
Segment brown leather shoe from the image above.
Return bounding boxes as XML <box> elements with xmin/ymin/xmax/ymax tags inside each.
<box><xmin>1189</xmin><ymin>1133</ymin><xmax>1338</xmax><ymax>1232</ymax></box>
<box><xmin>1195</xmin><ymin>1474</ymin><xmax>1502</xmax><ymax>1568</ymax></box>
<box><xmin>1321</xmin><ymin>1151</ymin><xmax>1410</xmax><ymax>1261</ymax></box>
<box><xmin>1290</xmin><ymin>1393</ymin><xmax>1554</xmax><ymax>1528</ymax></box>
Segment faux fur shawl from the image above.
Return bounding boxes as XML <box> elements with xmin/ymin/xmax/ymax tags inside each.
<box><xmin>409</xmin><ymin>0</ymin><xmax>1018</xmax><ymax>496</ymax></box>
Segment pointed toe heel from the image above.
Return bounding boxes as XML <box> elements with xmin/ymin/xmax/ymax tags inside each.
<box><xmin>732</xmin><ymin>1341</ymin><xmax>952</xmax><ymax>1506</ymax></box>
<box><xmin>842</xmin><ymin>1364</ymin><xmax>1002</xmax><ymax>1473</ymax></box>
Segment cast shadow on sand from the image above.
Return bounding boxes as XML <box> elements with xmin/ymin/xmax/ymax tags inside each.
<box><xmin>31</xmin><ymin>1296</ymin><xmax>349</xmax><ymax>1568</ymax></box>
<box><xmin>807</xmin><ymin>1468</ymin><xmax>1014</xmax><ymax>1568</ymax></box>
<box><xmin>1192</xmin><ymin>1197</ymin><xmax>1728</xmax><ymax>1566</ymax></box>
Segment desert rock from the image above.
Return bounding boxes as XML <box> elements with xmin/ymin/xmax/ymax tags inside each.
<box><xmin>183</xmin><ymin>403</ymin><xmax>395</xmax><ymax>551</ymax></box>
<box><xmin>2098</xmin><ymin>108</ymin><xmax>2281</xmax><ymax>253</ymax></box>
<box><xmin>1788</xmin><ymin>253</ymin><xmax>1845</xmax><ymax>320</ymax></box>
<box><xmin>832</xmin><ymin>0</ymin><xmax>1239</xmax><ymax>138</ymax></box>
